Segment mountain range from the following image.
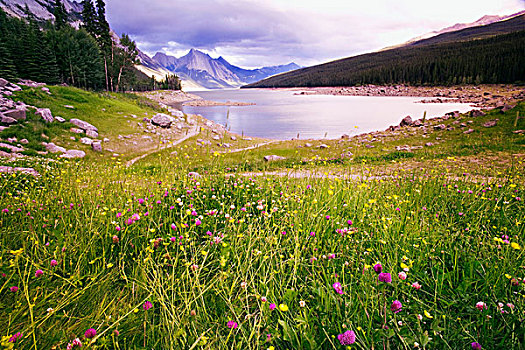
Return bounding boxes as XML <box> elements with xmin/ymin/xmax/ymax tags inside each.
<box><xmin>0</xmin><ymin>0</ymin><xmax>81</xmax><ymax>21</ymax></box>
<box><xmin>140</xmin><ymin>50</ymin><xmax>300</xmax><ymax>90</ymax></box>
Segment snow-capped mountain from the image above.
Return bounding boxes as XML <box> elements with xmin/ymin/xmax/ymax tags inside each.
<box><xmin>150</xmin><ymin>49</ymin><xmax>300</xmax><ymax>89</ymax></box>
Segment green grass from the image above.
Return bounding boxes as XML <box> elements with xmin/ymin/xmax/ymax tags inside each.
<box><xmin>0</xmin><ymin>86</ymin><xmax>524</xmax><ymax>349</ymax></box>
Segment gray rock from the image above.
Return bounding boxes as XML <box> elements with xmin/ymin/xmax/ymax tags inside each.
<box><xmin>318</xmin><ymin>144</ymin><xmax>329</xmax><ymax>149</ymax></box>
<box><xmin>86</xmin><ymin>130</ymin><xmax>99</xmax><ymax>138</ymax></box>
<box><xmin>55</xmin><ymin>116</ymin><xmax>66</xmax><ymax>123</ymax></box>
<box><xmin>41</xmin><ymin>87</ymin><xmax>50</xmax><ymax>94</ymax></box>
<box><xmin>64</xmin><ymin>105</ymin><xmax>75</xmax><ymax>109</ymax></box>
<box><xmin>80</xmin><ymin>137</ymin><xmax>93</xmax><ymax>145</ymax></box>
<box><xmin>4</xmin><ymin>108</ymin><xmax>26</xmax><ymax>121</ymax></box>
<box><xmin>70</xmin><ymin>128</ymin><xmax>84</xmax><ymax>134</ymax></box>
<box><xmin>411</xmin><ymin>119</ymin><xmax>423</xmax><ymax>127</ymax></box>
<box><xmin>425</xmin><ymin>142</ymin><xmax>434</xmax><ymax>147</ymax></box>
<box><xmin>0</xmin><ymin>78</ymin><xmax>8</xmax><ymax>88</ymax></box>
<box><xmin>1</xmin><ymin>116</ymin><xmax>17</xmax><ymax>125</ymax></box>
<box><xmin>91</xmin><ymin>142</ymin><xmax>102</xmax><ymax>152</ymax></box>
<box><xmin>341</xmin><ymin>134</ymin><xmax>350</xmax><ymax>139</ymax></box>
<box><xmin>45</xmin><ymin>142</ymin><xmax>66</xmax><ymax>153</ymax></box>
<box><xmin>264</xmin><ymin>155</ymin><xmax>286</xmax><ymax>162</ymax></box>
<box><xmin>434</xmin><ymin>124</ymin><xmax>446</xmax><ymax>130</ymax></box>
<box><xmin>188</xmin><ymin>172</ymin><xmax>201</xmax><ymax>178</ymax></box>
<box><xmin>5</xmin><ymin>84</ymin><xmax>21</xmax><ymax>92</ymax></box>
<box><xmin>7</xmin><ymin>137</ymin><xmax>17</xmax><ymax>143</ymax></box>
<box><xmin>212</xmin><ymin>135</ymin><xmax>221</xmax><ymax>140</ymax></box>
<box><xmin>0</xmin><ymin>166</ymin><xmax>39</xmax><ymax>176</ymax></box>
<box><xmin>70</xmin><ymin>118</ymin><xmax>98</xmax><ymax>132</ymax></box>
<box><xmin>171</xmin><ymin>110</ymin><xmax>184</xmax><ymax>118</ymax></box>
<box><xmin>0</xmin><ymin>142</ymin><xmax>24</xmax><ymax>152</ymax></box>
<box><xmin>501</xmin><ymin>104</ymin><xmax>514</xmax><ymax>113</ymax></box>
<box><xmin>230</xmin><ymin>135</ymin><xmax>237</xmax><ymax>141</ymax></box>
<box><xmin>151</xmin><ymin>113</ymin><xmax>173</xmax><ymax>128</ymax></box>
<box><xmin>463</xmin><ymin>129</ymin><xmax>475</xmax><ymax>134</ymax></box>
<box><xmin>35</xmin><ymin>108</ymin><xmax>54</xmax><ymax>123</ymax></box>
<box><xmin>20</xmin><ymin>139</ymin><xmax>29</xmax><ymax>144</ymax></box>
<box><xmin>396</xmin><ymin>145</ymin><xmax>411</xmax><ymax>151</ymax></box>
<box><xmin>243</xmin><ymin>137</ymin><xmax>253</xmax><ymax>141</ymax></box>
<box><xmin>399</xmin><ymin>116</ymin><xmax>413</xmax><ymax>127</ymax></box>
<box><xmin>103</xmin><ymin>138</ymin><xmax>110</xmax><ymax>142</ymax></box>
<box><xmin>483</xmin><ymin>120</ymin><xmax>498</xmax><ymax>128</ymax></box>
<box><xmin>304</xmin><ymin>143</ymin><xmax>313</xmax><ymax>147</ymax></box>
<box><xmin>470</xmin><ymin>110</ymin><xmax>486</xmax><ymax>117</ymax></box>
<box><xmin>60</xmin><ymin>150</ymin><xmax>86</xmax><ymax>159</ymax></box>
<box><xmin>512</xmin><ymin>130</ymin><xmax>524</xmax><ymax>134</ymax></box>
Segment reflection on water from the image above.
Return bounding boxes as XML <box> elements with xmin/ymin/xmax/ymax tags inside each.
<box><xmin>182</xmin><ymin>89</ymin><xmax>475</xmax><ymax>140</ymax></box>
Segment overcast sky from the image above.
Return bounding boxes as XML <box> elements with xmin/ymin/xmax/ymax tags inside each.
<box><xmin>105</xmin><ymin>0</ymin><xmax>525</xmax><ymax>68</ymax></box>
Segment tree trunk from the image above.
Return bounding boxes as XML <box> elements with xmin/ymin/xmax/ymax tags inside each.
<box><xmin>116</xmin><ymin>66</ymin><xmax>124</xmax><ymax>93</ymax></box>
<box><xmin>104</xmin><ymin>57</ymin><xmax>109</xmax><ymax>91</ymax></box>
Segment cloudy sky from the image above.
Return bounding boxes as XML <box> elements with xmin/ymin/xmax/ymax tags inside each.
<box><xmin>105</xmin><ymin>0</ymin><xmax>525</xmax><ymax>68</ymax></box>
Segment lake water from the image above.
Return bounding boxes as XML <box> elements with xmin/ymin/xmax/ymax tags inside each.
<box><xmin>182</xmin><ymin>89</ymin><xmax>476</xmax><ymax>140</ymax></box>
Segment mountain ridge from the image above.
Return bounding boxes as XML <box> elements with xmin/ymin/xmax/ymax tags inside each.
<box><xmin>148</xmin><ymin>49</ymin><xmax>300</xmax><ymax>90</ymax></box>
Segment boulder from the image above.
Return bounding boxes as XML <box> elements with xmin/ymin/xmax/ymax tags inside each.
<box><xmin>512</xmin><ymin>130</ymin><xmax>524</xmax><ymax>134</ymax></box>
<box><xmin>55</xmin><ymin>116</ymin><xmax>66</xmax><ymax>123</ymax></box>
<box><xmin>7</xmin><ymin>137</ymin><xmax>17</xmax><ymax>143</ymax></box>
<box><xmin>86</xmin><ymin>130</ymin><xmax>99</xmax><ymax>138</ymax></box>
<box><xmin>60</xmin><ymin>150</ymin><xmax>86</xmax><ymax>159</ymax></box>
<box><xmin>0</xmin><ymin>78</ymin><xmax>8</xmax><ymax>88</ymax></box>
<box><xmin>0</xmin><ymin>166</ymin><xmax>39</xmax><ymax>176</ymax></box>
<box><xmin>463</xmin><ymin>129</ymin><xmax>475</xmax><ymax>134</ymax></box>
<box><xmin>1</xmin><ymin>115</ymin><xmax>17</xmax><ymax>125</ymax></box>
<box><xmin>501</xmin><ymin>104</ymin><xmax>515</xmax><ymax>113</ymax></box>
<box><xmin>64</xmin><ymin>105</ymin><xmax>75</xmax><ymax>109</ymax></box>
<box><xmin>91</xmin><ymin>141</ymin><xmax>102</xmax><ymax>152</ymax></box>
<box><xmin>45</xmin><ymin>142</ymin><xmax>66</xmax><ymax>153</ymax></box>
<box><xmin>4</xmin><ymin>108</ymin><xmax>26</xmax><ymax>121</ymax></box>
<box><xmin>70</xmin><ymin>128</ymin><xmax>84</xmax><ymax>134</ymax></box>
<box><xmin>243</xmin><ymin>137</ymin><xmax>253</xmax><ymax>141</ymax></box>
<box><xmin>341</xmin><ymin>134</ymin><xmax>350</xmax><ymax>140</ymax></box>
<box><xmin>151</xmin><ymin>113</ymin><xmax>172</xmax><ymax>128</ymax></box>
<box><xmin>171</xmin><ymin>110</ymin><xmax>184</xmax><ymax>118</ymax></box>
<box><xmin>188</xmin><ymin>172</ymin><xmax>201</xmax><ymax>178</ymax></box>
<box><xmin>399</xmin><ymin>116</ymin><xmax>413</xmax><ymax>127</ymax></box>
<box><xmin>470</xmin><ymin>110</ymin><xmax>486</xmax><ymax>117</ymax></box>
<box><xmin>424</xmin><ymin>142</ymin><xmax>434</xmax><ymax>147</ymax></box>
<box><xmin>304</xmin><ymin>143</ymin><xmax>313</xmax><ymax>147</ymax></box>
<box><xmin>264</xmin><ymin>155</ymin><xmax>286</xmax><ymax>162</ymax></box>
<box><xmin>103</xmin><ymin>138</ymin><xmax>110</xmax><ymax>142</ymax></box>
<box><xmin>318</xmin><ymin>144</ymin><xmax>329</xmax><ymax>149</ymax></box>
<box><xmin>483</xmin><ymin>120</ymin><xmax>498</xmax><ymax>128</ymax></box>
<box><xmin>5</xmin><ymin>84</ymin><xmax>21</xmax><ymax>92</ymax></box>
<box><xmin>20</xmin><ymin>139</ymin><xmax>29</xmax><ymax>144</ymax></box>
<box><xmin>434</xmin><ymin>124</ymin><xmax>446</xmax><ymax>130</ymax></box>
<box><xmin>35</xmin><ymin>108</ymin><xmax>54</xmax><ymax>123</ymax></box>
<box><xmin>70</xmin><ymin>118</ymin><xmax>98</xmax><ymax>132</ymax></box>
<box><xmin>396</xmin><ymin>145</ymin><xmax>411</xmax><ymax>151</ymax></box>
<box><xmin>230</xmin><ymin>135</ymin><xmax>237</xmax><ymax>141</ymax></box>
<box><xmin>212</xmin><ymin>135</ymin><xmax>221</xmax><ymax>141</ymax></box>
<box><xmin>42</xmin><ymin>87</ymin><xmax>51</xmax><ymax>94</ymax></box>
<box><xmin>80</xmin><ymin>137</ymin><xmax>93</xmax><ymax>145</ymax></box>
<box><xmin>411</xmin><ymin>119</ymin><xmax>423</xmax><ymax>127</ymax></box>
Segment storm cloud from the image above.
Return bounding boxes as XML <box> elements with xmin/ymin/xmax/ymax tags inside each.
<box><xmin>105</xmin><ymin>0</ymin><xmax>525</xmax><ymax>68</ymax></box>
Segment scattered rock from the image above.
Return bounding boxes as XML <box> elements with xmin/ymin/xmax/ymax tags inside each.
<box><xmin>463</xmin><ymin>129</ymin><xmax>475</xmax><ymax>134</ymax></box>
<box><xmin>341</xmin><ymin>134</ymin><xmax>350</xmax><ymax>139</ymax></box>
<box><xmin>70</xmin><ymin>118</ymin><xmax>98</xmax><ymax>132</ymax></box>
<box><xmin>264</xmin><ymin>155</ymin><xmax>286</xmax><ymax>162</ymax></box>
<box><xmin>45</xmin><ymin>142</ymin><xmax>66</xmax><ymax>153</ymax></box>
<box><xmin>396</xmin><ymin>145</ymin><xmax>411</xmax><ymax>151</ymax></box>
<box><xmin>103</xmin><ymin>138</ymin><xmax>110</xmax><ymax>142</ymax></box>
<box><xmin>230</xmin><ymin>135</ymin><xmax>237</xmax><ymax>141</ymax></box>
<box><xmin>70</xmin><ymin>128</ymin><xmax>84</xmax><ymax>134</ymax></box>
<box><xmin>483</xmin><ymin>119</ymin><xmax>498</xmax><ymax>128</ymax></box>
<box><xmin>411</xmin><ymin>119</ymin><xmax>423</xmax><ymax>127</ymax></box>
<box><xmin>512</xmin><ymin>130</ymin><xmax>524</xmax><ymax>134</ymax></box>
<box><xmin>243</xmin><ymin>137</ymin><xmax>253</xmax><ymax>141</ymax></box>
<box><xmin>151</xmin><ymin>113</ymin><xmax>173</xmax><ymax>128</ymax></box>
<box><xmin>188</xmin><ymin>172</ymin><xmax>201</xmax><ymax>178</ymax></box>
<box><xmin>470</xmin><ymin>110</ymin><xmax>486</xmax><ymax>117</ymax></box>
<box><xmin>35</xmin><ymin>108</ymin><xmax>54</xmax><ymax>123</ymax></box>
<box><xmin>212</xmin><ymin>135</ymin><xmax>221</xmax><ymax>141</ymax></box>
<box><xmin>1</xmin><ymin>116</ymin><xmax>17</xmax><ymax>125</ymax></box>
<box><xmin>41</xmin><ymin>87</ymin><xmax>50</xmax><ymax>94</ymax></box>
<box><xmin>318</xmin><ymin>144</ymin><xmax>329</xmax><ymax>149</ymax></box>
<box><xmin>0</xmin><ymin>166</ymin><xmax>39</xmax><ymax>176</ymax></box>
<box><xmin>425</xmin><ymin>142</ymin><xmax>434</xmax><ymax>147</ymax></box>
<box><xmin>7</xmin><ymin>137</ymin><xmax>17</xmax><ymax>143</ymax></box>
<box><xmin>434</xmin><ymin>124</ymin><xmax>446</xmax><ymax>130</ymax></box>
<box><xmin>0</xmin><ymin>142</ymin><xmax>24</xmax><ymax>152</ymax></box>
<box><xmin>501</xmin><ymin>104</ymin><xmax>515</xmax><ymax>113</ymax></box>
<box><xmin>4</xmin><ymin>108</ymin><xmax>26</xmax><ymax>121</ymax></box>
<box><xmin>55</xmin><ymin>116</ymin><xmax>66</xmax><ymax>123</ymax></box>
<box><xmin>86</xmin><ymin>130</ymin><xmax>99</xmax><ymax>138</ymax></box>
<box><xmin>80</xmin><ymin>137</ymin><xmax>93</xmax><ymax>145</ymax></box>
<box><xmin>60</xmin><ymin>150</ymin><xmax>86</xmax><ymax>159</ymax></box>
<box><xmin>20</xmin><ymin>139</ymin><xmax>29</xmax><ymax>144</ymax></box>
<box><xmin>304</xmin><ymin>143</ymin><xmax>313</xmax><ymax>147</ymax></box>
<box><xmin>399</xmin><ymin>116</ymin><xmax>413</xmax><ymax>127</ymax></box>
<box><xmin>0</xmin><ymin>78</ymin><xmax>8</xmax><ymax>88</ymax></box>
<box><xmin>91</xmin><ymin>142</ymin><xmax>102</xmax><ymax>152</ymax></box>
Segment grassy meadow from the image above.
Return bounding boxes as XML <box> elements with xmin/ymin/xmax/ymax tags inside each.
<box><xmin>0</xmin><ymin>86</ymin><xmax>524</xmax><ymax>349</ymax></box>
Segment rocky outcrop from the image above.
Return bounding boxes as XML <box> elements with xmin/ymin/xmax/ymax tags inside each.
<box><xmin>91</xmin><ymin>141</ymin><xmax>102</xmax><ymax>152</ymax></box>
<box><xmin>86</xmin><ymin>130</ymin><xmax>99</xmax><ymax>138</ymax></box>
<box><xmin>399</xmin><ymin>116</ymin><xmax>413</xmax><ymax>127</ymax></box>
<box><xmin>45</xmin><ymin>142</ymin><xmax>66</xmax><ymax>154</ymax></box>
<box><xmin>60</xmin><ymin>150</ymin><xmax>86</xmax><ymax>159</ymax></box>
<box><xmin>0</xmin><ymin>166</ymin><xmax>39</xmax><ymax>177</ymax></box>
<box><xmin>1</xmin><ymin>115</ymin><xmax>17</xmax><ymax>125</ymax></box>
<box><xmin>483</xmin><ymin>119</ymin><xmax>498</xmax><ymax>128</ymax></box>
<box><xmin>4</xmin><ymin>107</ymin><xmax>26</xmax><ymax>121</ymax></box>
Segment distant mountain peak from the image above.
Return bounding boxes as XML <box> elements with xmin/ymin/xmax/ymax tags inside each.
<box><xmin>149</xmin><ymin>49</ymin><xmax>301</xmax><ymax>89</ymax></box>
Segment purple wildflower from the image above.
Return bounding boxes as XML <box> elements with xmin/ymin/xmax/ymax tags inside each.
<box><xmin>337</xmin><ymin>330</ymin><xmax>356</xmax><ymax>345</ymax></box>
<box><xmin>471</xmin><ymin>342</ymin><xmax>482</xmax><ymax>350</ymax></box>
<box><xmin>391</xmin><ymin>300</ymin><xmax>402</xmax><ymax>313</ymax></box>
<box><xmin>143</xmin><ymin>301</ymin><xmax>153</xmax><ymax>311</ymax></box>
<box><xmin>84</xmin><ymin>328</ymin><xmax>96</xmax><ymax>339</ymax></box>
<box><xmin>227</xmin><ymin>321</ymin><xmax>238</xmax><ymax>329</ymax></box>
<box><xmin>373</xmin><ymin>263</ymin><xmax>383</xmax><ymax>274</ymax></box>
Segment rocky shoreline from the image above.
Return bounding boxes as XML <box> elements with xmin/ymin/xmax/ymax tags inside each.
<box><xmin>290</xmin><ymin>85</ymin><xmax>525</xmax><ymax>109</ymax></box>
<box><xmin>138</xmin><ymin>90</ymin><xmax>255</xmax><ymax>109</ymax></box>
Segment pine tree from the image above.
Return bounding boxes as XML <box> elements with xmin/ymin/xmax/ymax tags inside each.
<box><xmin>95</xmin><ymin>0</ymin><xmax>111</xmax><ymax>90</ymax></box>
<box><xmin>54</xmin><ymin>0</ymin><xmax>67</xmax><ymax>29</ymax></box>
<box><xmin>0</xmin><ymin>41</ymin><xmax>17</xmax><ymax>80</ymax></box>
<box><xmin>81</xmin><ymin>0</ymin><xmax>97</xmax><ymax>37</ymax></box>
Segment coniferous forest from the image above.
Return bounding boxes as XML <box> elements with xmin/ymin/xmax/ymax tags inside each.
<box><xmin>0</xmin><ymin>0</ymin><xmax>181</xmax><ymax>92</ymax></box>
<box><xmin>245</xmin><ymin>27</ymin><xmax>525</xmax><ymax>88</ymax></box>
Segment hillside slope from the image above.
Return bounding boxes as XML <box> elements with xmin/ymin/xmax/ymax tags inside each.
<box><xmin>246</xmin><ymin>15</ymin><xmax>525</xmax><ymax>88</ymax></box>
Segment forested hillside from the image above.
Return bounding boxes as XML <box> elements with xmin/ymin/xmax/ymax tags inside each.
<box><xmin>0</xmin><ymin>1</ymin><xmax>180</xmax><ymax>91</ymax></box>
<box><xmin>245</xmin><ymin>18</ymin><xmax>525</xmax><ymax>88</ymax></box>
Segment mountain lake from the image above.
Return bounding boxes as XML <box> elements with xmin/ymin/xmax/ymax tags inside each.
<box><xmin>182</xmin><ymin>89</ymin><xmax>477</xmax><ymax>140</ymax></box>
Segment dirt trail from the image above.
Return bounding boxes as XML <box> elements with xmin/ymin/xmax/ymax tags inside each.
<box><xmin>126</xmin><ymin>126</ymin><xmax>199</xmax><ymax>167</ymax></box>
<box><xmin>220</xmin><ymin>140</ymin><xmax>280</xmax><ymax>154</ymax></box>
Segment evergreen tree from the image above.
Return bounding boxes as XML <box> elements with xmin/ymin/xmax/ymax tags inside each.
<box><xmin>54</xmin><ymin>0</ymin><xmax>67</xmax><ymax>29</ymax></box>
<box><xmin>95</xmin><ymin>0</ymin><xmax>111</xmax><ymax>90</ymax></box>
<box><xmin>81</xmin><ymin>0</ymin><xmax>97</xmax><ymax>37</ymax></box>
<box><xmin>0</xmin><ymin>40</ymin><xmax>17</xmax><ymax>80</ymax></box>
